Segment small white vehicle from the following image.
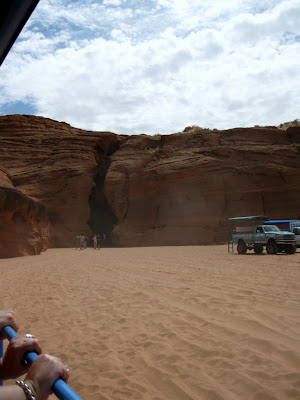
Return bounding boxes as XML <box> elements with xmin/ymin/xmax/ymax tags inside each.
<box><xmin>292</xmin><ymin>227</ymin><xmax>300</xmax><ymax>248</ymax></box>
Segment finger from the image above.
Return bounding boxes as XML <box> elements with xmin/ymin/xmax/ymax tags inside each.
<box><xmin>60</xmin><ymin>365</ymin><xmax>70</xmax><ymax>383</ymax></box>
<box><xmin>49</xmin><ymin>356</ymin><xmax>70</xmax><ymax>382</ymax></box>
<box><xmin>21</xmin><ymin>338</ymin><xmax>42</xmax><ymax>355</ymax></box>
<box><xmin>1</xmin><ymin>310</ymin><xmax>19</xmax><ymax>332</ymax></box>
<box><xmin>10</xmin><ymin>337</ymin><xmax>42</xmax><ymax>355</ymax></box>
<box><xmin>7</xmin><ymin>310</ymin><xmax>19</xmax><ymax>331</ymax></box>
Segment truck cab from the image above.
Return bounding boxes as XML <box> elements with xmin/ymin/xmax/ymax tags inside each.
<box><xmin>264</xmin><ymin>219</ymin><xmax>300</xmax><ymax>249</ymax></box>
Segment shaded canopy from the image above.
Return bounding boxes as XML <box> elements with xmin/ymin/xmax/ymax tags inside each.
<box><xmin>228</xmin><ymin>216</ymin><xmax>269</xmax><ymax>222</ymax></box>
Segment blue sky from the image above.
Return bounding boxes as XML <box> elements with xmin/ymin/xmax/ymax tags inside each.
<box><xmin>0</xmin><ymin>0</ymin><xmax>299</xmax><ymax>135</ymax></box>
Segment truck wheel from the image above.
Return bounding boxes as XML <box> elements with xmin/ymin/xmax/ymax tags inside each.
<box><xmin>285</xmin><ymin>245</ymin><xmax>296</xmax><ymax>254</ymax></box>
<box><xmin>237</xmin><ymin>241</ymin><xmax>247</xmax><ymax>254</ymax></box>
<box><xmin>266</xmin><ymin>242</ymin><xmax>278</xmax><ymax>255</ymax></box>
<box><xmin>254</xmin><ymin>244</ymin><xmax>263</xmax><ymax>254</ymax></box>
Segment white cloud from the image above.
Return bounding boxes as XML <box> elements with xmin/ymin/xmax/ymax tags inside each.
<box><xmin>225</xmin><ymin>0</ymin><xmax>300</xmax><ymax>45</ymax></box>
<box><xmin>0</xmin><ymin>0</ymin><xmax>299</xmax><ymax>134</ymax></box>
<box><xmin>103</xmin><ymin>0</ymin><xmax>122</xmax><ymax>6</ymax></box>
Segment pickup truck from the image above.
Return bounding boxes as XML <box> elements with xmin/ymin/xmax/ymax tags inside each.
<box><xmin>264</xmin><ymin>220</ymin><xmax>300</xmax><ymax>248</ymax></box>
<box><xmin>228</xmin><ymin>216</ymin><xmax>296</xmax><ymax>254</ymax></box>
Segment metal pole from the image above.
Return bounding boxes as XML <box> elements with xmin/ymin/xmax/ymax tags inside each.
<box><xmin>1</xmin><ymin>326</ymin><xmax>83</xmax><ymax>400</ymax></box>
<box><xmin>0</xmin><ymin>340</ymin><xmax>3</xmax><ymax>386</ymax></box>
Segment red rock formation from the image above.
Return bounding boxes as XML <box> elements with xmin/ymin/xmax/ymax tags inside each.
<box><xmin>0</xmin><ymin>115</ymin><xmax>299</xmax><ymax>254</ymax></box>
<box><xmin>0</xmin><ymin>168</ymin><xmax>48</xmax><ymax>258</ymax></box>
<box><xmin>0</xmin><ymin>115</ymin><xmax>125</xmax><ymax>251</ymax></box>
<box><xmin>0</xmin><ymin>166</ymin><xmax>14</xmax><ymax>189</ymax></box>
<box><xmin>106</xmin><ymin>126</ymin><xmax>300</xmax><ymax>245</ymax></box>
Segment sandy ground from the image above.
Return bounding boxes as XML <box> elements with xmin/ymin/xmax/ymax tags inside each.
<box><xmin>0</xmin><ymin>245</ymin><xmax>299</xmax><ymax>400</ymax></box>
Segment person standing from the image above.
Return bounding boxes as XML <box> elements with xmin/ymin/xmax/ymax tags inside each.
<box><xmin>79</xmin><ymin>234</ymin><xmax>85</xmax><ymax>250</ymax></box>
<box><xmin>83</xmin><ymin>235</ymin><xmax>88</xmax><ymax>249</ymax></box>
<box><xmin>74</xmin><ymin>235</ymin><xmax>79</xmax><ymax>249</ymax></box>
<box><xmin>102</xmin><ymin>233</ymin><xmax>106</xmax><ymax>247</ymax></box>
<box><xmin>97</xmin><ymin>234</ymin><xmax>101</xmax><ymax>250</ymax></box>
<box><xmin>93</xmin><ymin>234</ymin><xmax>97</xmax><ymax>250</ymax></box>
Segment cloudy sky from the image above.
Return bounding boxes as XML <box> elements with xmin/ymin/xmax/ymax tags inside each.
<box><xmin>0</xmin><ymin>0</ymin><xmax>299</xmax><ymax>135</ymax></box>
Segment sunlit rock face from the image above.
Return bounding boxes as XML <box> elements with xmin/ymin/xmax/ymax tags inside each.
<box><xmin>0</xmin><ymin>115</ymin><xmax>125</xmax><ymax>252</ymax></box>
<box><xmin>0</xmin><ymin>168</ymin><xmax>48</xmax><ymax>258</ymax></box>
<box><xmin>106</xmin><ymin>126</ymin><xmax>300</xmax><ymax>245</ymax></box>
<box><xmin>0</xmin><ymin>115</ymin><xmax>299</xmax><ymax>254</ymax></box>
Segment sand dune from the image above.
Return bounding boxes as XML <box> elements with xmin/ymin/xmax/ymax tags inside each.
<box><xmin>1</xmin><ymin>246</ymin><xmax>299</xmax><ymax>400</ymax></box>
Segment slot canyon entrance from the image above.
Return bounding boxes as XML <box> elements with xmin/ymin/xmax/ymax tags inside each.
<box><xmin>88</xmin><ymin>172</ymin><xmax>118</xmax><ymax>246</ymax></box>
<box><xmin>88</xmin><ymin>137</ymin><xmax>123</xmax><ymax>246</ymax></box>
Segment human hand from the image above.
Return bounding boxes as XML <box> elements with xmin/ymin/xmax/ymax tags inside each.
<box><xmin>0</xmin><ymin>336</ymin><xmax>42</xmax><ymax>380</ymax></box>
<box><xmin>24</xmin><ymin>354</ymin><xmax>69</xmax><ymax>400</ymax></box>
<box><xmin>0</xmin><ymin>310</ymin><xmax>19</xmax><ymax>340</ymax></box>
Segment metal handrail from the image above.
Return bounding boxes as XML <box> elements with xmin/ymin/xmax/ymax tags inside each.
<box><xmin>0</xmin><ymin>326</ymin><xmax>83</xmax><ymax>400</ymax></box>
<box><xmin>0</xmin><ymin>340</ymin><xmax>3</xmax><ymax>386</ymax></box>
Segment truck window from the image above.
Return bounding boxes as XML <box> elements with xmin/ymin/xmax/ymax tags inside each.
<box><xmin>263</xmin><ymin>225</ymin><xmax>281</xmax><ymax>232</ymax></box>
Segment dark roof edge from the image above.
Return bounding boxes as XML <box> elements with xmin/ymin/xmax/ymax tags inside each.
<box><xmin>0</xmin><ymin>0</ymin><xmax>40</xmax><ymax>66</ymax></box>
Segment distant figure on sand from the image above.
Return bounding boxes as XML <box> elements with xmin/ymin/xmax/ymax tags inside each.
<box><xmin>93</xmin><ymin>234</ymin><xmax>97</xmax><ymax>250</ymax></box>
<box><xmin>79</xmin><ymin>234</ymin><xmax>85</xmax><ymax>250</ymax></box>
<box><xmin>74</xmin><ymin>235</ymin><xmax>80</xmax><ymax>249</ymax></box>
<box><xmin>102</xmin><ymin>232</ymin><xmax>106</xmax><ymax>247</ymax></box>
<box><xmin>97</xmin><ymin>234</ymin><xmax>101</xmax><ymax>250</ymax></box>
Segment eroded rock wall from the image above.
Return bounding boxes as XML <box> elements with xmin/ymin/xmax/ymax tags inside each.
<box><xmin>106</xmin><ymin>127</ymin><xmax>300</xmax><ymax>245</ymax></box>
<box><xmin>0</xmin><ymin>115</ymin><xmax>124</xmax><ymax>250</ymax></box>
<box><xmin>0</xmin><ymin>115</ymin><xmax>299</xmax><ymax>252</ymax></box>
<box><xmin>0</xmin><ymin>168</ymin><xmax>48</xmax><ymax>257</ymax></box>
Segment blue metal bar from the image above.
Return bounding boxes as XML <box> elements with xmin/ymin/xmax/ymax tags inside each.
<box><xmin>1</xmin><ymin>326</ymin><xmax>83</xmax><ymax>400</ymax></box>
<box><xmin>0</xmin><ymin>340</ymin><xmax>3</xmax><ymax>386</ymax></box>
<box><xmin>264</xmin><ymin>220</ymin><xmax>295</xmax><ymax>224</ymax></box>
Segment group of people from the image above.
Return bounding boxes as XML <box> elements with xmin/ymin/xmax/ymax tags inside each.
<box><xmin>92</xmin><ymin>233</ymin><xmax>106</xmax><ymax>250</ymax></box>
<box><xmin>74</xmin><ymin>233</ymin><xmax>106</xmax><ymax>250</ymax></box>
<box><xmin>0</xmin><ymin>309</ymin><xmax>69</xmax><ymax>400</ymax></box>
<box><xmin>74</xmin><ymin>234</ymin><xmax>88</xmax><ymax>250</ymax></box>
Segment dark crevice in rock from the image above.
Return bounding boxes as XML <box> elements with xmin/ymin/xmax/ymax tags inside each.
<box><xmin>278</xmin><ymin>171</ymin><xmax>287</xmax><ymax>184</ymax></box>
<box><xmin>88</xmin><ymin>168</ymin><xmax>118</xmax><ymax>245</ymax></box>
<box><xmin>88</xmin><ymin>138</ymin><xmax>121</xmax><ymax>245</ymax></box>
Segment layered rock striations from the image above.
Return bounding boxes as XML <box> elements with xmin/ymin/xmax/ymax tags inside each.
<box><xmin>0</xmin><ymin>115</ymin><xmax>124</xmax><ymax>252</ymax></box>
<box><xmin>106</xmin><ymin>127</ymin><xmax>300</xmax><ymax>245</ymax></box>
<box><xmin>0</xmin><ymin>167</ymin><xmax>48</xmax><ymax>258</ymax></box>
<box><xmin>0</xmin><ymin>115</ymin><xmax>299</xmax><ymax>255</ymax></box>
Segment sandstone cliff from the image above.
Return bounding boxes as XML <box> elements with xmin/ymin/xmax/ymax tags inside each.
<box><xmin>0</xmin><ymin>167</ymin><xmax>48</xmax><ymax>257</ymax></box>
<box><xmin>0</xmin><ymin>115</ymin><xmax>125</xmax><ymax>252</ymax></box>
<box><xmin>0</xmin><ymin>115</ymin><xmax>299</xmax><ymax>255</ymax></box>
<box><xmin>106</xmin><ymin>126</ymin><xmax>300</xmax><ymax>245</ymax></box>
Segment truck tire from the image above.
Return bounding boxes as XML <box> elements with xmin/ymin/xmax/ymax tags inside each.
<box><xmin>237</xmin><ymin>241</ymin><xmax>247</xmax><ymax>254</ymax></box>
<box><xmin>266</xmin><ymin>242</ymin><xmax>278</xmax><ymax>255</ymax></box>
<box><xmin>285</xmin><ymin>244</ymin><xmax>296</xmax><ymax>254</ymax></box>
<box><xmin>254</xmin><ymin>244</ymin><xmax>263</xmax><ymax>254</ymax></box>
